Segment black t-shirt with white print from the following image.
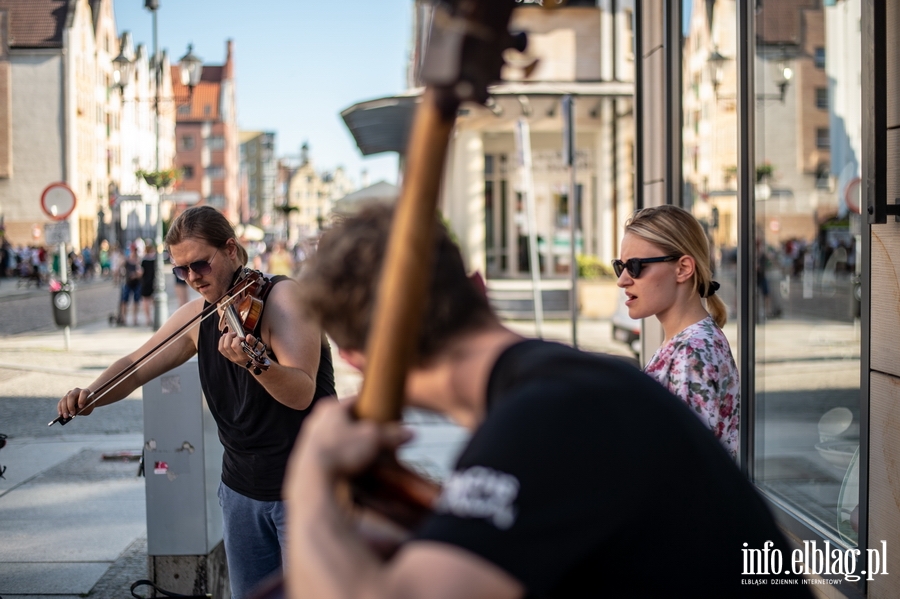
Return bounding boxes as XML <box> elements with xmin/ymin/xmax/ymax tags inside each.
<box><xmin>415</xmin><ymin>339</ymin><xmax>813</xmax><ymax>598</ymax></box>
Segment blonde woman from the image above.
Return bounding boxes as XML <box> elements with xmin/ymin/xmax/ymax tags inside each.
<box><xmin>615</xmin><ymin>205</ymin><xmax>739</xmax><ymax>459</ymax></box>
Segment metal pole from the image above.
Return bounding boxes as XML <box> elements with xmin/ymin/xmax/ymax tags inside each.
<box><xmin>515</xmin><ymin>118</ymin><xmax>543</xmax><ymax>338</ymax></box>
<box><xmin>562</xmin><ymin>95</ymin><xmax>578</xmax><ymax>348</ymax></box>
<box><xmin>58</xmin><ymin>241</ymin><xmax>70</xmax><ymax>350</ymax></box>
<box><xmin>151</xmin><ymin>4</ymin><xmax>167</xmax><ymax>330</ymax></box>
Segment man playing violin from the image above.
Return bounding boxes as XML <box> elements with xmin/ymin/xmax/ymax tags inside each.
<box><xmin>57</xmin><ymin>205</ymin><xmax>335</xmax><ymax>599</ymax></box>
<box><xmin>284</xmin><ymin>204</ymin><xmax>812</xmax><ymax>598</ymax></box>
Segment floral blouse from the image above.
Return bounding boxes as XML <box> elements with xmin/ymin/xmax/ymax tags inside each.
<box><xmin>644</xmin><ymin>316</ymin><xmax>740</xmax><ymax>460</ymax></box>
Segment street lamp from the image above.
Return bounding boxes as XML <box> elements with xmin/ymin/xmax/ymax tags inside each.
<box><xmin>706</xmin><ymin>48</ymin><xmax>793</xmax><ymax>103</ymax></box>
<box><xmin>112</xmin><ymin>2</ymin><xmax>202</xmax><ymax>330</ymax></box>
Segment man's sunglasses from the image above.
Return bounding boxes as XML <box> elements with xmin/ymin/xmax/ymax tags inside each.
<box><xmin>172</xmin><ymin>249</ymin><xmax>219</xmax><ymax>281</ymax></box>
<box><xmin>611</xmin><ymin>255</ymin><xmax>678</xmax><ymax>278</ymax></box>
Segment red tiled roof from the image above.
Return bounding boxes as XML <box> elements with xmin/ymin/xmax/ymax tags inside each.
<box><xmin>173</xmin><ymin>64</ymin><xmax>221</xmax><ymax>121</ymax></box>
<box><xmin>0</xmin><ymin>0</ymin><xmax>68</xmax><ymax>48</ymax></box>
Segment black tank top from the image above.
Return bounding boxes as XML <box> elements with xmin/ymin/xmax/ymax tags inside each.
<box><xmin>197</xmin><ymin>273</ymin><xmax>336</xmax><ymax>501</ymax></box>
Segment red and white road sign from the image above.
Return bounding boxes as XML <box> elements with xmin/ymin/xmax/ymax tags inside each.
<box><xmin>40</xmin><ymin>182</ymin><xmax>77</xmax><ymax>221</ymax></box>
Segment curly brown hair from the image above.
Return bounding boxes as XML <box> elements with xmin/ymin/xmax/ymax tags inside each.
<box><xmin>298</xmin><ymin>203</ymin><xmax>496</xmax><ymax>362</ymax></box>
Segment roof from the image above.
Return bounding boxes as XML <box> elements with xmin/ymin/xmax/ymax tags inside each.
<box><xmin>0</xmin><ymin>0</ymin><xmax>69</xmax><ymax>48</ymax></box>
<box><xmin>172</xmin><ymin>64</ymin><xmax>221</xmax><ymax>121</ymax></box>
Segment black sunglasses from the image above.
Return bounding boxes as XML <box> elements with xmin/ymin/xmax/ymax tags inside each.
<box><xmin>172</xmin><ymin>249</ymin><xmax>219</xmax><ymax>281</ymax></box>
<box><xmin>611</xmin><ymin>255</ymin><xmax>678</xmax><ymax>278</ymax></box>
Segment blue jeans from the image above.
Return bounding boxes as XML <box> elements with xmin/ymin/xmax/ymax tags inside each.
<box><xmin>218</xmin><ymin>481</ymin><xmax>287</xmax><ymax>599</ymax></box>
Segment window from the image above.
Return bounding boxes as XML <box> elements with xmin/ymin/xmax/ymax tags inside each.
<box><xmin>751</xmin><ymin>0</ymin><xmax>860</xmax><ymax>559</ymax></box>
<box><xmin>178</xmin><ymin>104</ymin><xmax>190</xmax><ymax>116</ymax></box>
<box><xmin>207</xmin><ymin>166</ymin><xmax>225</xmax><ymax>179</ymax></box>
<box><xmin>207</xmin><ymin>136</ymin><xmax>225</xmax><ymax>151</ymax></box>
<box><xmin>181</xmin><ymin>135</ymin><xmax>195</xmax><ymax>150</ymax></box>
<box><xmin>814</xmin><ymin>47</ymin><xmax>826</xmax><ymax>69</ymax></box>
<box><xmin>207</xmin><ymin>194</ymin><xmax>225</xmax><ymax>208</ymax></box>
<box><xmin>181</xmin><ymin>165</ymin><xmax>195</xmax><ymax>180</ymax></box>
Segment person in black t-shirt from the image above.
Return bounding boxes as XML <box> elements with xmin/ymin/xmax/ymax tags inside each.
<box><xmin>57</xmin><ymin>206</ymin><xmax>335</xmax><ymax>599</ymax></box>
<box><xmin>285</xmin><ymin>203</ymin><xmax>814</xmax><ymax>599</ymax></box>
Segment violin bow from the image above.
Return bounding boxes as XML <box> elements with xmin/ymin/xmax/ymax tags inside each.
<box><xmin>49</xmin><ymin>272</ymin><xmax>263</xmax><ymax>426</ymax></box>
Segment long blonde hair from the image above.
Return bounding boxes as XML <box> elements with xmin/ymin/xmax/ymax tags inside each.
<box><xmin>624</xmin><ymin>205</ymin><xmax>727</xmax><ymax>327</ymax></box>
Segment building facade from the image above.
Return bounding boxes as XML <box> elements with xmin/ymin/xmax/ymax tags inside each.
<box><xmin>0</xmin><ymin>0</ymin><xmax>174</xmax><ymax>253</ymax></box>
<box><xmin>282</xmin><ymin>143</ymin><xmax>355</xmax><ymax>242</ymax></box>
<box><xmin>239</xmin><ymin>130</ymin><xmax>276</xmax><ymax>230</ymax></box>
<box><xmin>172</xmin><ymin>40</ymin><xmax>239</xmax><ymax>223</ymax></box>
<box><xmin>343</xmin><ymin>0</ymin><xmax>635</xmax><ymax>283</ymax></box>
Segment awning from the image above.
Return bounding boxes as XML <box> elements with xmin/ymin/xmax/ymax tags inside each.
<box><xmin>340</xmin><ymin>81</ymin><xmax>633</xmax><ymax>157</ymax></box>
<box><xmin>340</xmin><ymin>92</ymin><xmax>422</xmax><ymax>156</ymax></box>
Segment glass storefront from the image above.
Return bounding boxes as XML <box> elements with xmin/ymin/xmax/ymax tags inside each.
<box><xmin>753</xmin><ymin>0</ymin><xmax>862</xmax><ymax>547</ymax></box>
<box><xmin>681</xmin><ymin>0</ymin><xmax>862</xmax><ymax>547</ymax></box>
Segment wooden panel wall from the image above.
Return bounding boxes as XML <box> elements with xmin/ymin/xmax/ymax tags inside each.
<box><xmin>870</xmin><ymin>219</ymin><xmax>900</xmax><ymax>377</ymax></box>
<box><xmin>867</xmin><ymin>373</ymin><xmax>900</xmax><ymax>598</ymax></box>
<box><xmin>869</xmin><ymin>2</ymin><xmax>900</xmax><ymax>598</ymax></box>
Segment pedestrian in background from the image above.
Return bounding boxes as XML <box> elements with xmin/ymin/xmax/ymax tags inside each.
<box><xmin>615</xmin><ymin>205</ymin><xmax>739</xmax><ymax>459</ymax></box>
<box><xmin>98</xmin><ymin>240</ymin><xmax>111</xmax><ymax>278</ymax></box>
<box><xmin>266</xmin><ymin>240</ymin><xmax>295</xmax><ymax>278</ymax></box>
<box><xmin>119</xmin><ymin>245</ymin><xmax>142</xmax><ymax>326</ymax></box>
<box><xmin>110</xmin><ymin>244</ymin><xmax>125</xmax><ymax>285</ymax></box>
<box><xmin>140</xmin><ymin>241</ymin><xmax>157</xmax><ymax>326</ymax></box>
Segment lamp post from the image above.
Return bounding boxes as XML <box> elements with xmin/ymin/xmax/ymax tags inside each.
<box><xmin>112</xmin><ymin>2</ymin><xmax>202</xmax><ymax>329</ymax></box>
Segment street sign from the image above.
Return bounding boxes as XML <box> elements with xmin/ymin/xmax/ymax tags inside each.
<box><xmin>45</xmin><ymin>221</ymin><xmax>71</xmax><ymax>245</ymax></box>
<box><xmin>40</xmin><ymin>182</ymin><xmax>77</xmax><ymax>221</ymax></box>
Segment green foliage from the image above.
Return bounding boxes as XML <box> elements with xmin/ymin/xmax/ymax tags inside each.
<box><xmin>136</xmin><ymin>167</ymin><xmax>181</xmax><ymax>190</ymax></box>
<box><xmin>756</xmin><ymin>162</ymin><xmax>775</xmax><ymax>182</ymax></box>
<box><xmin>577</xmin><ymin>254</ymin><xmax>614</xmax><ymax>280</ymax></box>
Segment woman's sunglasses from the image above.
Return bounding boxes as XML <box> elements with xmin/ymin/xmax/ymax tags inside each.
<box><xmin>172</xmin><ymin>249</ymin><xmax>219</xmax><ymax>280</ymax></box>
<box><xmin>611</xmin><ymin>255</ymin><xmax>677</xmax><ymax>278</ymax></box>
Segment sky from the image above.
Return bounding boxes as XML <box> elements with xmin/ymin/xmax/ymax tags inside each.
<box><xmin>113</xmin><ymin>0</ymin><xmax>413</xmax><ymax>187</ymax></box>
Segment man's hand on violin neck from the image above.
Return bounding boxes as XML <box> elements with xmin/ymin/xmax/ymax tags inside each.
<box><xmin>219</xmin><ymin>330</ymin><xmax>260</xmax><ymax>365</ymax></box>
<box><xmin>58</xmin><ymin>387</ymin><xmax>95</xmax><ymax>419</ymax></box>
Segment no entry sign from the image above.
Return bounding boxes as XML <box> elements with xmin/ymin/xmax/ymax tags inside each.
<box><xmin>40</xmin><ymin>182</ymin><xmax>77</xmax><ymax>221</ymax></box>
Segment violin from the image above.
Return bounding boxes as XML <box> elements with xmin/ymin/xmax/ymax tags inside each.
<box><xmin>49</xmin><ymin>269</ymin><xmax>271</xmax><ymax>426</ymax></box>
<box><xmin>218</xmin><ymin>269</ymin><xmax>272</xmax><ymax>375</ymax></box>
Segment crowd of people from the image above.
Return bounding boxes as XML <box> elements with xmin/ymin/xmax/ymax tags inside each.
<box><xmin>0</xmin><ymin>239</ymin><xmax>117</xmax><ymax>287</ymax></box>
<box><xmin>52</xmin><ymin>203</ymin><xmax>816</xmax><ymax>598</ymax></box>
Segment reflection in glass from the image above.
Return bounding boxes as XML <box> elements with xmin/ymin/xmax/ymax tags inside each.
<box><xmin>681</xmin><ymin>0</ymin><xmax>740</xmax><ymax>375</ymax></box>
<box><xmin>753</xmin><ymin>0</ymin><xmax>861</xmax><ymax>546</ymax></box>
<box><xmin>681</xmin><ymin>0</ymin><xmax>861</xmax><ymax>547</ymax></box>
